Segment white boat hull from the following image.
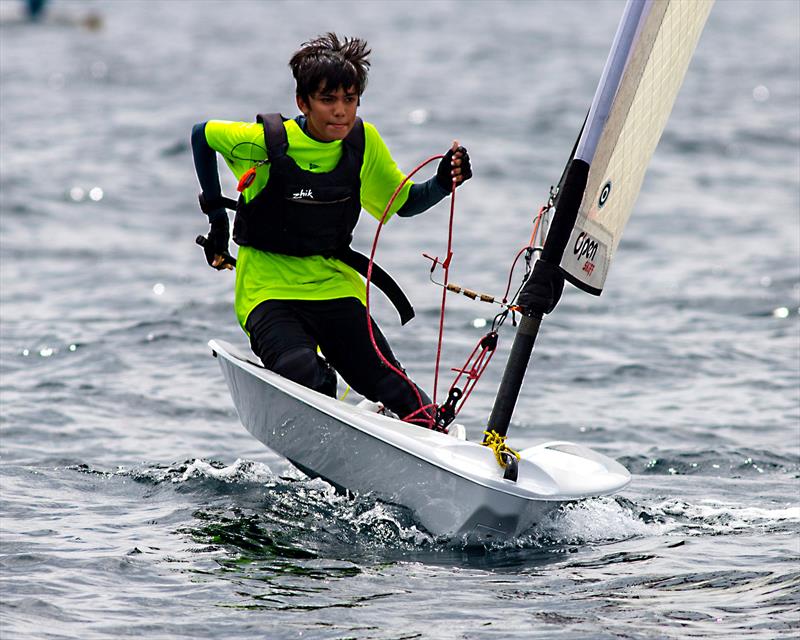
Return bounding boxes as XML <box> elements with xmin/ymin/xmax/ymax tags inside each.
<box><xmin>209</xmin><ymin>339</ymin><xmax>631</xmax><ymax>542</ymax></box>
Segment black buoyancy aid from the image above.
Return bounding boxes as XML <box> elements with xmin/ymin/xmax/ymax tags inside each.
<box><xmin>233</xmin><ymin>113</ymin><xmax>362</xmax><ymax>256</ymax></box>
<box><xmin>231</xmin><ymin>113</ymin><xmax>415</xmax><ymax>325</ymax></box>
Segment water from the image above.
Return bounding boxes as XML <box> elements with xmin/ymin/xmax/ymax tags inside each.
<box><xmin>1</xmin><ymin>0</ymin><xmax>798</xmax><ymax>638</ymax></box>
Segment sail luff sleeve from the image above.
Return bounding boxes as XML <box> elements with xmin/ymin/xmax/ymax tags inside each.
<box><xmin>541</xmin><ymin>159</ymin><xmax>591</xmax><ymax>266</ymax></box>
<box><xmin>575</xmin><ymin>0</ymin><xmax>648</xmax><ymax>165</ymax></box>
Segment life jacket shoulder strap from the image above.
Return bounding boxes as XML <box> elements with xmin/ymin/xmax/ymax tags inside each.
<box><xmin>344</xmin><ymin>117</ymin><xmax>365</xmax><ymax>157</ymax></box>
<box><xmin>257</xmin><ymin>113</ymin><xmax>366</xmax><ymax>161</ymax></box>
<box><xmin>257</xmin><ymin>113</ymin><xmax>288</xmax><ymax>161</ymax></box>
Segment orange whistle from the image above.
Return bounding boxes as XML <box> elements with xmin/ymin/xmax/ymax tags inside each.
<box><xmin>237</xmin><ymin>167</ymin><xmax>257</xmax><ymax>192</ymax></box>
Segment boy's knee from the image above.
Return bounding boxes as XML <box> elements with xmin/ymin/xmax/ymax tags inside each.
<box><xmin>272</xmin><ymin>347</ymin><xmax>337</xmax><ymax>397</ymax></box>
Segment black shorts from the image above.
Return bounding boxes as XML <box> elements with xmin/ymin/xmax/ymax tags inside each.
<box><xmin>245</xmin><ymin>297</ymin><xmax>430</xmax><ymax>417</ymax></box>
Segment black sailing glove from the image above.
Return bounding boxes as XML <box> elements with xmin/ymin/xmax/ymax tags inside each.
<box><xmin>517</xmin><ymin>260</ymin><xmax>565</xmax><ymax>316</ymax></box>
<box><xmin>436</xmin><ymin>145</ymin><xmax>472</xmax><ymax>192</ymax></box>
<box><xmin>202</xmin><ymin>209</ymin><xmax>232</xmax><ymax>270</ymax></box>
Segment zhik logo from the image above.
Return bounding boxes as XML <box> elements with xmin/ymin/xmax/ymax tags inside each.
<box><xmin>292</xmin><ymin>189</ymin><xmax>314</xmax><ymax>199</ymax></box>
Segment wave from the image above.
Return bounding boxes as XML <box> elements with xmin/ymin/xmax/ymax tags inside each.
<box><xmin>620</xmin><ymin>448</ymin><xmax>799</xmax><ymax>477</ymax></box>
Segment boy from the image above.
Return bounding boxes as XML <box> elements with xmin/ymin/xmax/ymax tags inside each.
<box><xmin>191</xmin><ymin>33</ymin><xmax>471</xmax><ymax>426</ymax></box>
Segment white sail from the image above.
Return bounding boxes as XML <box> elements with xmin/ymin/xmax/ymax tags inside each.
<box><xmin>561</xmin><ymin>0</ymin><xmax>714</xmax><ymax>294</ymax></box>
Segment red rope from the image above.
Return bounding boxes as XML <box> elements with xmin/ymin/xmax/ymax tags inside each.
<box><xmin>364</xmin><ymin>155</ymin><xmax>444</xmax><ymax>429</ymax></box>
<box><xmin>502</xmin><ymin>246</ymin><xmax>531</xmax><ymax>304</ymax></box>
<box><xmin>447</xmin><ymin>332</ymin><xmax>498</xmax><ymax>415</ymax></box>
<box><xmin>501</xmin><ymin>205</ymin><xmax>547</xmax><ymax>303</ymax></box>
<box><xmin>432</xmin><ymin>180</ymin><xmax>457</xmax><ymax>404</ymax></box>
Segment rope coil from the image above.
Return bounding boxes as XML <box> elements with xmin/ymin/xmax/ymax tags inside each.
<box><xmin>482</xmin><ymin>429</ymin><xmax>520</xmax><ymax>468</ymax></box>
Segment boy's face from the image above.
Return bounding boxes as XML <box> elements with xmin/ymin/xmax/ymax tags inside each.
<box><xmin>296</xmin><ymin>85</ymin><xmax>359</xmax><ymax>142</ymax></box>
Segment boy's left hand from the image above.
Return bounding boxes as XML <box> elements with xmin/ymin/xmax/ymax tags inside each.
<box><xmin>437</xmin><ymin>140</ymin><xmax>472</xmax><ymax>191</ymax></box>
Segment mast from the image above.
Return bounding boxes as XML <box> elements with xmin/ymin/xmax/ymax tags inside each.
<box><xmin>485</xmin><ymin>158</ymin><xmax>588</xmax><ymax>440</ymax></box>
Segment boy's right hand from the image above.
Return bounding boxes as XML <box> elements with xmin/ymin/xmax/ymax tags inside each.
<box><xmin>201</xmin><ymin>215</ymin><xmax>234</xmax><ymax>270</ymax></box>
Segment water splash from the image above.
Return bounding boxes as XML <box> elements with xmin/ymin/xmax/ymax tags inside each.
<box><xmin>177</xmin><ymin>458</ymin><xmax>273</xmax><ymax>484</ymax></box>
<box><xmin>650</xmin><ymin>498</ymin><xmax>800</xmax><ymax>536</ymax></box>
<box><xmin>535</xmin><ymin>496</ymin><xmax>659</xmax><ymax>544</ymax></box>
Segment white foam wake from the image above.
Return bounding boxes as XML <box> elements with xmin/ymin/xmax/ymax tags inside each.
<box><xmin>177</xmin><ymin>458</ymin><xmax>273</xmax><ymax>484</ymax></box>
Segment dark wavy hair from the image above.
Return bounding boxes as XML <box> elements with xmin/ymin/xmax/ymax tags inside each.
<box><xmin>289</xmin><ymin>33</ymin><xmax>371</xmax><ymax>102</ymax></box>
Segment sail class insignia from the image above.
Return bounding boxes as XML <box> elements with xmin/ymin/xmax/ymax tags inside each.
<box><xmin>598</xmin><ymin>180</ymin><xmax>612</xmax><ymax>208</ymax></box>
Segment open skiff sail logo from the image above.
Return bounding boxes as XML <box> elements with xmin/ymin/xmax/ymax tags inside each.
<box><xmin>598</xmin><ymin>180</ymin><xmax>612</xmax><ymax>208</ymax></box>
<box><xmin>574</xmin><ymin>231</ymin><xmax>599</xmax><ymax>277</ymax></box>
